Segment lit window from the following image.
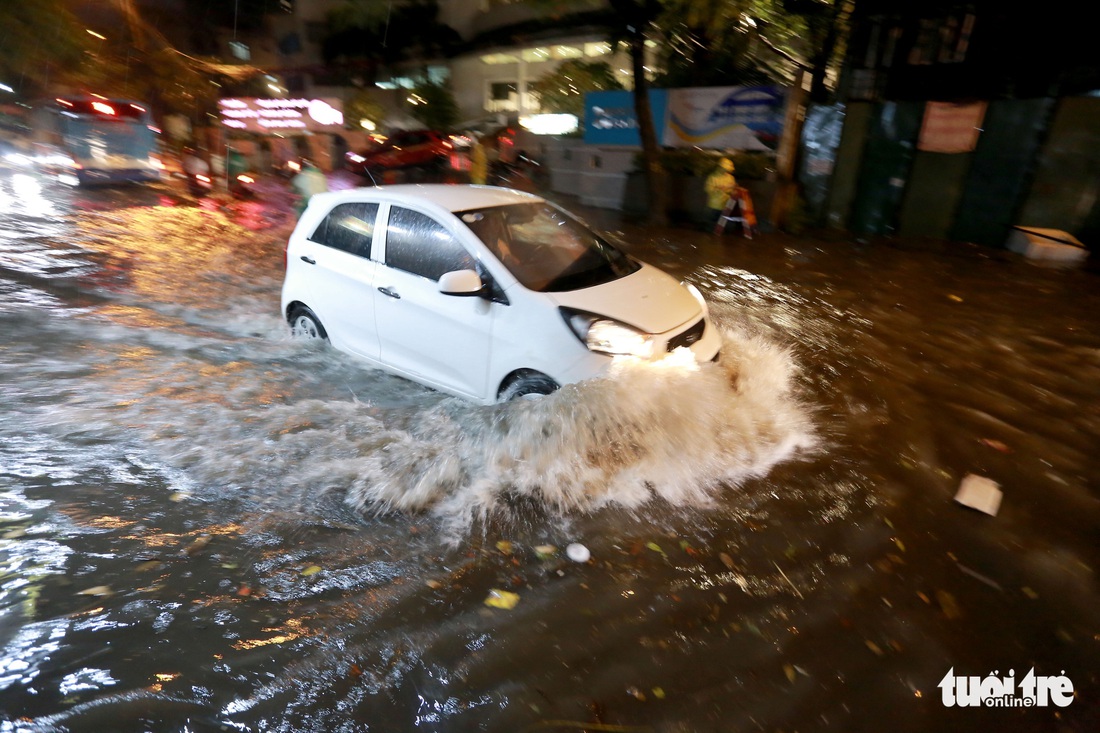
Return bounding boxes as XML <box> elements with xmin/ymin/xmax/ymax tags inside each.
<box><xmin>481</xmin><ymin>53</ymin><xmax>519</xmax><ymax>65</ymax></box>
<box><xmin>521</xmin><ymin>47</ymin><xmax>551</xmax><ymax>62</ymax></box>
<box><xmin>552</xmin><ymin>45</ymin><xmax>583</xmax><ymax>59</ymax></box>
<box><xmin>585</xmin><ymin>42</ymin><xmax>611</xmax><ymax>57</ymax></box>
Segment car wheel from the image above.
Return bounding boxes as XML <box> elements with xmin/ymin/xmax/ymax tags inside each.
<box><xmin>500</xmin><ymin>372</ymin><xmax>559</xmax><ymax>402</ymax></box>
<box><xmin>289</xmin><ymin>306</ymin><xmax>327</xmax><ymax>340</ymax></box>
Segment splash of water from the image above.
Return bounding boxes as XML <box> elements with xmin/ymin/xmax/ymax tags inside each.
<box><xmin>339</xmin><ymin>329</ymin><xmax>816</xmax><ymax>531</ymax></box>
<box><xmin>17</xmin><ymin>316</ymin><xmax>815</xmax><ymax>536</ymax></box>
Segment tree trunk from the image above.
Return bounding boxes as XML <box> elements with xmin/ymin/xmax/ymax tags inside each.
<box><xmin>629</xmin><ymin>31</ymin><xmax>668</xmax><ymax>226</ymax></box>
<box><xmin>809</xmin><ymin>0</ymin><xmax>845</xmax><ymax>103</ymax></box>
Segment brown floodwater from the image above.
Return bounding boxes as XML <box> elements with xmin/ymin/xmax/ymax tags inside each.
<box><xmin>0</xmin><ymin>173</ymin><xmax>1097</xmax><ymax>732</ymax></box>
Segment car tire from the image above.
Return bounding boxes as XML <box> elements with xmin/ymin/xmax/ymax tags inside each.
<box><xmin>500</xmin><ymin>372</ymin><xmax>559</xmax><ymax>402</ymax></box>
<box><xmin>289</xmin><ymin>306</ymin><xmax>328</xmax><ymax>340</ymax></box>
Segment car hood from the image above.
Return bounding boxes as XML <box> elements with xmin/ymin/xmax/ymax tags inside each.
<box><xmin>546</xmin><ymin>262</ymin><xmax>702</xmax><ymax>334</ymax></box>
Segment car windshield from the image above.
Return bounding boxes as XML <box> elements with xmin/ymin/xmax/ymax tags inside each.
<box><xmin>457</xmin><ymin>203</ymin><xmax>639</xmax><ymax>292</ymax></box>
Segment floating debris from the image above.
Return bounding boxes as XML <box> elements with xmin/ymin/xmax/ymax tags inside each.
<box><xmin>77</xmin><ymin>585</ymin><xmax>113</xmax><ymax>597</ymax></box>
<box><xmin>954</xmin><ymin>474</ymin><xmax>1003</xmax><ymax>516</ymax></box>
<box><xmin>484</xmin><ymin>589</ymin><xmax>520</xmax><ymax>610</ymax></box>
<box><xmin>534</xmin><ymin>545</ymin><xmax>558</xmax><ymax>560</ymax></box>
<box><xmin>566</xmin><ymin>543</ymin><xmax>591</xmax><ymax>563</ymax></box>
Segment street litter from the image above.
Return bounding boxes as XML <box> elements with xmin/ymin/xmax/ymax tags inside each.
<box><xmin>534</xmin><ymin>545</ymin><xmax>557</xmax><ymax>559</ymax></box>
<box><xmin>954</xmin><ymin>474</ymin><xmax>1002</xmax><ymax>516</ymax></box>
<box><xmin>566</xmin><ymin>543</ymin><xmax>591</xmax><ymax>563</ymax></box>
<box><xmin>484</xmin><ymin>589</ymin><xmax>520</xmax><ymax>610</ymax></box>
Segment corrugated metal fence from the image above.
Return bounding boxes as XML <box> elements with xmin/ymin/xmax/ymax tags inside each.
<box><xmin>799</xmin><ymin>96</ymin><xmax>1100</xmax><ymax>248</ymax></box>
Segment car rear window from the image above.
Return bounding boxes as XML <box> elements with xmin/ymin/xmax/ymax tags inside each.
<box><xmin>309</xmin><ymin>202</ymin><xmax>380</xmax><ymax>258</ymax></box>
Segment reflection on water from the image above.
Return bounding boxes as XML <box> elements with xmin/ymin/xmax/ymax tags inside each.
<box><xmin>1</xmin><ymin>190</ymin><xmax>1098</xmax><ymax>732</ymax></box>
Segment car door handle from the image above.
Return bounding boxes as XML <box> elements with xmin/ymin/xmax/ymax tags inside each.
<box><xmin>300</xmin><ymin>256</ymin><xmax>316</xmax><ymax>265</ymax></box>
<box><xmin>377</xmin><ymin>286</ymin><xmax>400</xmax><ymax>299</ymax></box>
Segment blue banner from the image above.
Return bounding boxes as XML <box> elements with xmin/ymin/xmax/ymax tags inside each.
<box><xmin>584</xmin><ymin>86</ymin><xmax>787</xmax><ymax>150</ymax></box>
<box><xmin>584</xmin><ymin>90</ymin><xmax>669</xmax><ymax>146</ymax></box>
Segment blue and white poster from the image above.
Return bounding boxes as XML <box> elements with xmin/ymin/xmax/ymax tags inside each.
<box><xmin>584</xmin><ymin>90</ymin><xmax>669</xmax><ymax>146</ymax></box>
<box><xmin>584</xmin><ymin>86</ymin><xmax>787</xmax><ymax>150</ymax></box>
<box><xmin>663</xmin><ymin>86</ymin><xmax>787</xmax><ymax>150</ymax></box>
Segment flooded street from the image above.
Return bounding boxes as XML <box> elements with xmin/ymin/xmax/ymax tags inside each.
<box><xmin>1</xmin><ymin>172</ymin><xmax>1097</xmax><ymax>732</ymax></box>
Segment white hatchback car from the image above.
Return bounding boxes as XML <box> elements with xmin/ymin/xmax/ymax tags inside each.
<box><xmin>281</xmin><ymin>184</ymin><xmax>721</xmax><ymax>403</ymax></box>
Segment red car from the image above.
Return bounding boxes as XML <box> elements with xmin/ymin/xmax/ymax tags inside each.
<box><xmin>344</xmin><ymin>130</ymin><xmax>454</xmax><ymax>176</ymax></box>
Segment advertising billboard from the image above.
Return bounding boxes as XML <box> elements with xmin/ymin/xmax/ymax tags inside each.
<box><xmin>584</xmin><ymin>86</ymin><xmax>787</xmax><ymax>151</ymax></box>
<box><xmin>584</xmin><ymin>90</ymin><xmax>669</xmax><ymax>146</ymax></box>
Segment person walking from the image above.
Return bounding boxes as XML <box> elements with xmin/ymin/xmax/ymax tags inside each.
<box><xmin>706</xmin><ymin>157</ymin><xmax>756</xmax><ymax>237</ymax></box>
<box><xmin>705</xmin><ymin>157</ymin><xmax>738</xmax><ymax>234</ymax></box>
<box><xmin>470</xmin><ymin>137</ymin><xmax>488</xmax><ymax>186</ymax></box>
<box><xmin>291</xmin><ymin>160</ymin><xmax>328</xmax><ymax>217</ymax></box>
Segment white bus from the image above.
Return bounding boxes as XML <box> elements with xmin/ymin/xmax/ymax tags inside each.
<box><xmin>38</xmin><ymin>96</ymin><xmax>163</xmax><ymax>185</ymax></box>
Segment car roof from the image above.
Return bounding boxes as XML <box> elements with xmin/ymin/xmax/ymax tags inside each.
<box><xmin>311</xmin><ymin>184</ymin><xmax>544</xmax><ymax>213</ymax></box>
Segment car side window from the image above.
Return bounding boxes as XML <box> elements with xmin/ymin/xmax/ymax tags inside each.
<box><xmin>385</xmin><ymin>207</ymin><xmax>476</xmax><ymax>281</ymax></box>
<box><xmin>309</xmin><ymin>202</ymin><xmax>380</xmax><ymax>258</ymax></box>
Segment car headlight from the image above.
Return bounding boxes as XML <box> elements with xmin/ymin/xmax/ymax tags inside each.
<box><xmin>561</xmin><ymin>308</ymin><xmax>654</xmax><ymax>358</ymax></box>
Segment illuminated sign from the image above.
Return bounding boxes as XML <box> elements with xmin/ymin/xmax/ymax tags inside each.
<box><xmin>217</xmin><ymin>98</ymin><xmax>344</xmax><ymax>133</ymax></box>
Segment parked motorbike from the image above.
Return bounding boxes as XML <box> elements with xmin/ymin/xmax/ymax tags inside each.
<box><xmin>229</xmin><ymin>172</ymin><xmax>258</xmax><ymax>199</ymax></box>
<box><xmin>186</xmin><ymin>171</ymin><xmax>214</xmax><ymax>196</ymax></box>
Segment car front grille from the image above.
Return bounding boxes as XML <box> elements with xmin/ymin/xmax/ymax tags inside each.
<box><xmin>667</xmin><ymin>318</ymin><xmax>706</xmax><ymax>351</ymax></box>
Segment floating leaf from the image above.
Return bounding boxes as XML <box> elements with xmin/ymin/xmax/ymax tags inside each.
<box><xmin>183</xmin><ymin>534</ymin><xmax>211</xmax><ymax>556</ymax></box>
<box><xmin>652</xmin><ymin>687</ymin><xmax>665</xmax><ymax>699</ymax></box>
<box><xmin>425</xmin><ymin>580</ymin><xmax>443</xmax><ymax>590</ymax></box>
<box><xmin>894</xmin><ymin>538</ymin><xmax>906</xmax><ymax>552</ymax></box>
<box><xmin>865</xmin><ymin>640</ymin><xmax>884</xmax><ymax>656</ymax></box>
<box><xmin>783</xmin><ymin>664</ymin><xmax>796</xmax><ymax>683</ymax></box>
<box><xmin>948</xmin><ymin>294</ymin><xmax>964</xmax><ymax>302</ymax></box>
<box><xmin>935</xmin><ymin>590</ymin><xmax>962</xmax><ymax>619</ymax></box>
<box><xmin>77</xmin><ymin>585</ymin><xmax>113</xmax><ymax>597</ymax></box>
<box><xmin>646</xmin><ymin>542</ymin><xmax>665</xmax><ymax>556</ymax></box>
<box><xmin>496</xmin><ymin>541</ymin><xmax>513</xmax><ymax>555</ymax></box>
<box><xmin>626</xmin><ymin>685</ymin><xmax>646</xmax><ymax>701</ymax></box>
<box><xmin>534</xmin><ymin>545</ymin><xmax>557</xmax><ymax>559</ymax></box>
<box><xmin>3</xmin><ymin>528</ymin><xmax>27</xmax><ymax>540</ymax></box>
<box><xmin>718</xmin><ymin>552</ymin><xmax>735</xmax><ymax>569</ymax></box>
<box><xmin>301</xmin><ymin>565</ymin><xmax>322</xmax><ymax>577</ymax></box>
<box><xmin>1021</xmin><ymin>586</ymin><xmax>1039</xmax><ymax>600</ymax></box>
<box><xmin>484</xmin><ymin>589</ymin><xmax>520</xmax><ymax>610</ymax></box>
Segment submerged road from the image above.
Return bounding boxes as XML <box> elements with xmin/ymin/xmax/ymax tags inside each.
<box><xmin>0</xmin><ymin>170</ymin><xmax>1097</xmax><ymax>732</ymax></box>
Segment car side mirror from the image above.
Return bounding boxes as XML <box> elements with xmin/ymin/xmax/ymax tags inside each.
<box><xmin>438</xmin><ymin>269</ymin><xmax>484</xmax><ymax>297</ymax></box>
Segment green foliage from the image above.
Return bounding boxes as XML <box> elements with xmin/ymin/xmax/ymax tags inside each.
<box><xmin>324</xmin><ymin>0</ymin><xmax>461</xmax><ymax>78</ymax></box>
<box><xmin>0</xmin><ymin>1</ymin><xmax>89</xmax><ymax>96</ymax></box>
<box><xmin>408</xmin><ymin>79</ymin><xmax>459</xmax><ymax>131</ymax></box>
<box><xmin>529</xmin><ymin>60</ymin><xmax>623</xmax><ymax>120</ymax></box>
<box><xmin>345</xmin><ymin>91</ymin><xmax>386</xmax><ymax>131</ymax></box>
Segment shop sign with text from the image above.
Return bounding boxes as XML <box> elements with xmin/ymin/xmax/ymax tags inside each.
<box><xmin>218</xmin><ymin>98</ymin><xmax>344</xmax><ymax>133</ymax></box>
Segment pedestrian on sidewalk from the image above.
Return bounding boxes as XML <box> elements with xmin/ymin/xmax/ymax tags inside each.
<box><xmin>291</xmin><ymin>160</ymin><xmax>328</xmax><ymax>217</ymax></box>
